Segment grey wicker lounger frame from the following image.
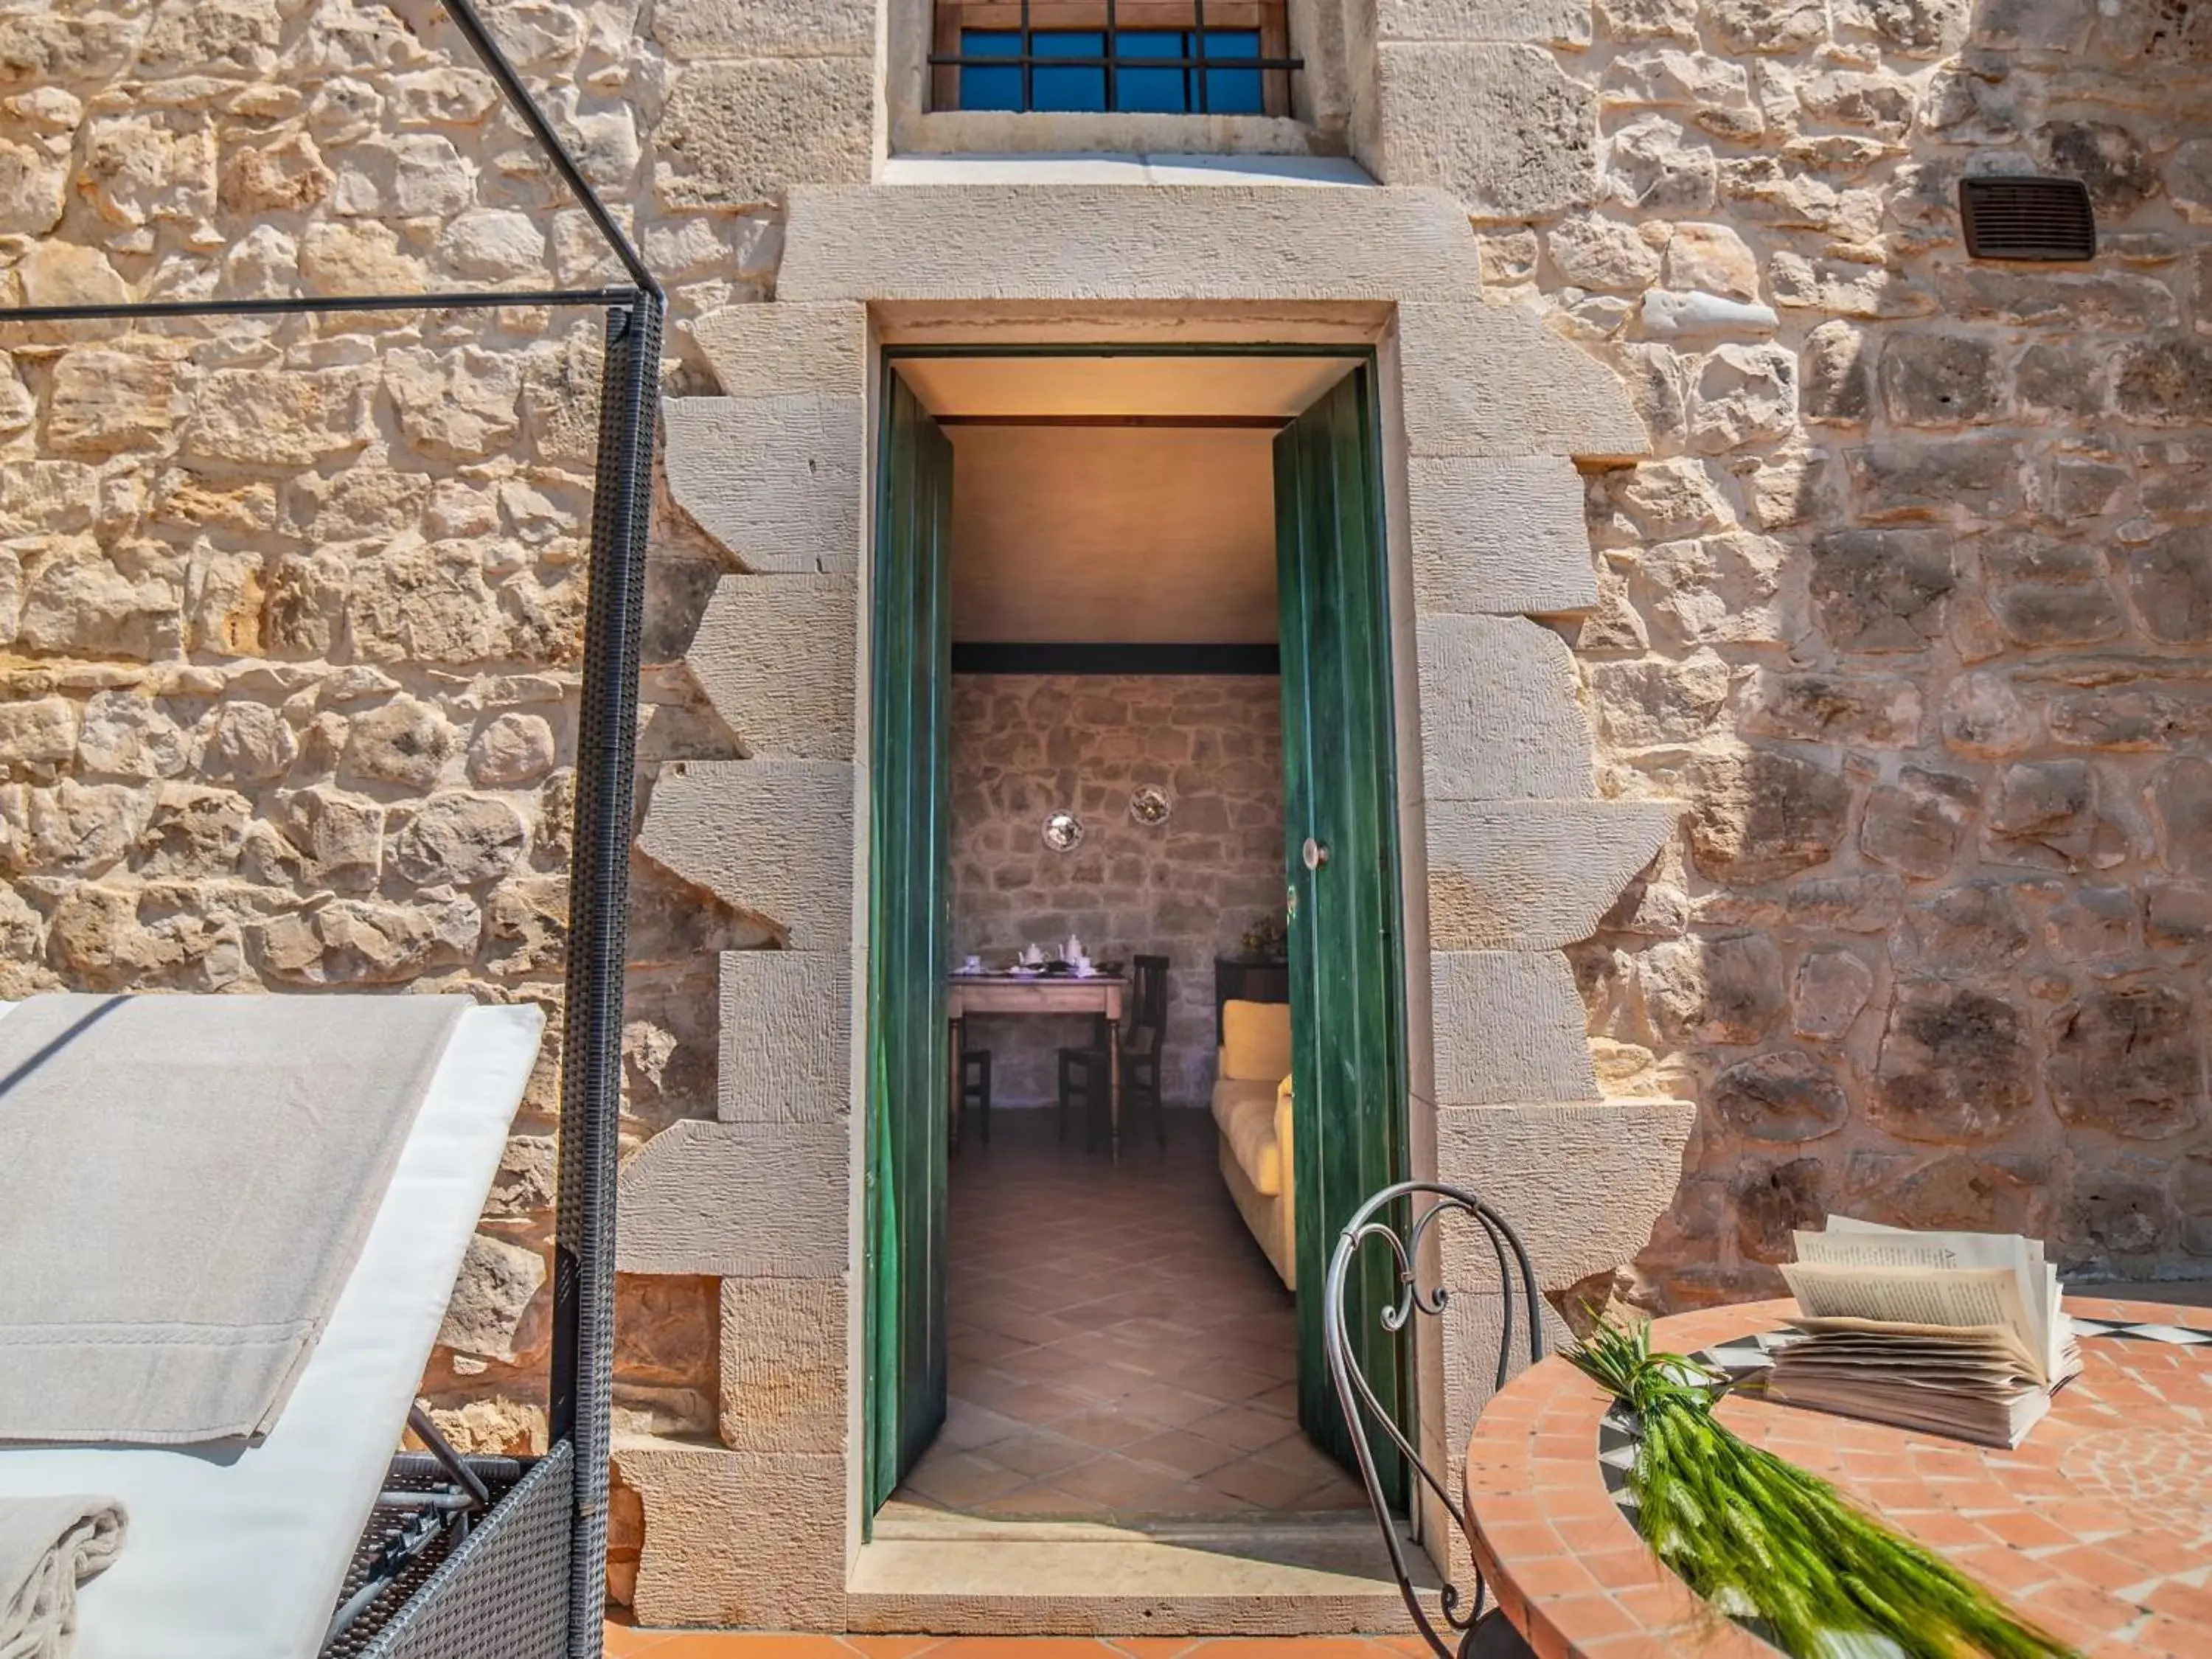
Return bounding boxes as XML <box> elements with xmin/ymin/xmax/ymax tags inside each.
<box><xmin>0</xmin><ymin>6</ymin><xmax>661</xmax><ymax>1655</ymax></box>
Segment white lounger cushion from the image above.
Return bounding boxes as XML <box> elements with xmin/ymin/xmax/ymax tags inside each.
<box><xmin>0</xmin><ymin>1001</ymin><xmax>544</xmax><ymax>1659</ymax></box>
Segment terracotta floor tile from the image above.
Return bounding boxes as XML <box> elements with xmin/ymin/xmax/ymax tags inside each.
<box><xmin>899</xmin><ymin>1111</ymin><xmax>1362</xmax><ymax>1523</ymax></box>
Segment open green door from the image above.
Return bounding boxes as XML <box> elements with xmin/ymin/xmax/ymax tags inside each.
<box><xmin>1274</xmin><ymin>364</ymin><xmax>1411</xmax><ymax>1503</ymax></box>
<box><xmin>866</xmin><ymin>369</ymin><xmax>954</xmax><ymax>1513</ymax></box>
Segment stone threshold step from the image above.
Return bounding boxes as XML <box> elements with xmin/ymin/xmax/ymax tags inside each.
<box><xmin>849</xmin><ymin>1509</ymin><xmax>1432</xmax><ymax>1635</ymax></box>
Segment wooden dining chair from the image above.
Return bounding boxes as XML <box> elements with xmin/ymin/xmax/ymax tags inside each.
<box><xmin>957</xmin><ymin>1044</ymin><xmax>992</xmax><ymax>1147</ymax></box>
<box><xmin>1324</xmin><ymin>1180</ymin><xmax>1546</xmax><ymax>1659</ymax></box>
<box><xmin>1057</xmin><ymin>955</ymin><xmax>1171</xmax><ymax>1150</ymax></box>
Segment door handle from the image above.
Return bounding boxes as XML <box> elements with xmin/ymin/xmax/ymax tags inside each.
<box><xmin>1301</xmin><ymin>836</ymin><xmax>1330</xmax><ymax>871</ymax></box>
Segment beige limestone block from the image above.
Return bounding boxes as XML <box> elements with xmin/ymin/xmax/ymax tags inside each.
<box><xmin>636</xmin><ymin>758</ymin><xmax>854</xmax><ymax>947</ymax></box>
<box><xmin>718</xmin><ymin>949</ymin><xmax>851</xmax><ymax>1123</ymax></box>
<box><xmin>1426</xmin><ymin>799</ymin><xmax>1678</xmax><ymax>950</ymax></box>
<box><xmin>1434</xmin><ymin>1099</ymin><xmax>1695</xmax><ymax>1290</ymax></box>
<box><xmin>689</xmin><ymin>302</ymin><xmax>866</xmax><ymax>399</ymax></box>
<box><xmin>613</xmin><ymin>1443</ymin><xmax>845</xmax><ymax>1628</ymax></box>
<box><xmin>1416</xmin><ymin>615</ymin><xmax>1594</xmax><ymax>801</ymax></box>
<box><xmin>717</xmin><ymin>1276</ymin><xmax>846</xmax><ymax>1451</ymax></box>
<box><xmin>688</xmin><ymin>574</ymin><xmax>856</xmax><ymax>758</ymax></box>
<box><xmin>1377</xmin><ymin>0</ymin><xmax>1593</xmax><ymax>44</ymax></box>
<box><xmin>1397</xmin><ymin>305</ymin><xmax>1646</xmax><ymax>461</ymax></box>
<box><xmin>655</xmin><ymin>58</ymin><xmax>872</xmax><ymax>209</ymax></box>
<box><xmin>181</xmin><ymin>367</ymin><xmax>375</xmax><ymax>468</ymax></box>
<box><xmin>1408</xmin><ymin>457</ymin><xmax>1597</xmax><ymax>617</ymax></box>
<box><xmin>776</xmin><ymin>184</ymin><xmax>1483</xmax><ymax>303</ymax></box>
<box><xmin>1429</xmin><ymin>950</ymin><xmax>1599</xmax><ymax>1105</ymax></box>
<box><xmin>663</xmin><ymin>395</ymin><xmax>863</xmax><ymax>574</ymax></box>
<box><xmin>1374</xmin><ymin>44</ymin><xmax>1597</xmax><ymax>220</ymax></box>
<box><xmin>615</xmin><ymin>1119</ymin><xmax>846</xmax><ymax>1276</ymax></box>
<box><xmin>653</xmin><ymin>0</ymin><xmax>872</xmax><ymax>59</ymax></box>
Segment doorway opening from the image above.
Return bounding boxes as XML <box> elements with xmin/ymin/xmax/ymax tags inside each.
<box><xmin>866</xmin><ymin>347</ymin><xmax>1413</xmax><ymax>1545</ymax></box>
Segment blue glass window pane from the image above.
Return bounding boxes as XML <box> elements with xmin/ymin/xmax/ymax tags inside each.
<box><xmin>1031</xmin><ymin>29</ymin><xmax>1105</xmax><ymax>110</ymax></box>
<box><xmin>958</xmin><ymin>31</ymin><xmax>1022</xmax><ymax>111</ymax></box>
<box><xmin>1203</xmin><ymin>28</ymin><xmax>1264</xmax><ymax>115</ymax></box>
<box><xmin>1116</xmin><ymin>29</ymin><xmax>1189</xmax><ymax>114</ymax></box>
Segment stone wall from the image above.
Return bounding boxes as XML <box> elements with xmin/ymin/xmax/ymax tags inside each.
<box><xmin>1397</xmin><ymin>0</ymin><xmax>2212</xmax><ymax>1299</ymax></box>
<box><xmin>949</xmin><ymin>672</ymin><xmax>1285</xmax><ymax>1112</ymax></box>
<box><xmin>0</xmin><ymin>0</ymin><xmax>787</xmax><ymax>1477</ymax></box>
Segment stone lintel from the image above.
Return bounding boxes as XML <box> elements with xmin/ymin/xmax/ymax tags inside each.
<box><xmin>776</xmin><ymin>184</ymin><xmax>1484</xmax><ymax>303</ymax></box>
<box><xmin>1430</xmin><ymin>950</ymin><xmax>1599</xmax><ymax>1105</ymax></box>
<box><xmin>689</xmin><ymin>302</ymin><xmax>867</xmax><ymax>400</ymax></box>
<box><xmin>615</xmin><ymin>1119</ymin><xmax>847</xmax><ymax>1276</ymax></box>
<box><xmin>662</xmin><ymin>394</ymin><xmax>863</xmax><ymax>574</ymax></box>
<box><xmin>718</xmin><ymin>1276</ymin><xmax>848</xmax><ymax>1453</ymax></box>
<box><xmin>1397</xmin><ymin>303</ymin><xmax>1647</xmax><ymax>462</ymax></box>
<box><xmin>613</xmin><ymin>1442</ymin><xmax>846</xmax><ymax>1628</ymax></box>
<box><xmin>1416</xmin><ymin>615</ymin><xmax>1595</xmax><ymax>802</ymax></box>
<box><xmin>1427</xmin><ymin>798</ymin><xmax>1679</xmax><ymax>950</ymax></box>
<box><xmin>687</xmin><ymin>573</ymin><xmax>858</xmax><ymax>759</ymax></box>
<box><xmin>1408</xmin><ymin>456</ymin><xmax>1598</xmax><ymax>617</ymax></box>
<box><xmin>717</xmin><ymin>948</ymin><xmax>852</xmax><ymax>1124</ymax></box>
<box><xmin>636</xmin><ymin>759</ymin><xmax>854</xmax><ymax>949</ymax></box>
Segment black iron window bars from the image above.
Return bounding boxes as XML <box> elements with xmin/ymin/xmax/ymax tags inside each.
<box><xmin>0</xmin><ymin>3</ymin><xmax>658</xmax><ymax>1656</ymax></box>
<box><xmin>930</xmin><ymin>1</ymin><xmax>1301</xmax><ymax>115</ymax></box>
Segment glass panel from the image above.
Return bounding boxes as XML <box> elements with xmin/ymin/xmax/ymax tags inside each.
<box><xmin>956</xmin><ymin>22</ymin><xmax>1271</xmax><ymax>114</ymax></box>
<box><xmin>1032</xmin><ymin>29</ymin><xmax>1106</xmax><ymax>111</ymax></box>
<box><xmin>956</xmin><ymin>29</ymin><xmax>1023</xmax><ymax>111</ymax></box>
<box><xmin>1203</xmin><ymin>27</ymin><xmax>1265</xmax><ymax>116</ymax></box>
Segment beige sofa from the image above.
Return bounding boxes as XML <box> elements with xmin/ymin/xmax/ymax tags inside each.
<box><xmin>1211</xmin><ymin>999</ymin><xmax>1295</xmax><ymax>1289</ymax></box>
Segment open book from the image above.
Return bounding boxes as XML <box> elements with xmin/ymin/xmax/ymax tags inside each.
<box><xmin>1756</xmin><ymin>1217</ymin><xmax>2083</xmax><ymax>1449</ymax></box>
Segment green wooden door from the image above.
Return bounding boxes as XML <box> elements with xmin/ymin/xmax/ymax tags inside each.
<box><xmin>1274</xmin><ymin>364</ymin><xmax>1411</xmax><ymax>1503</ymax></box>
<box><xmin>866</xmin><ymin>370</ymin><xmax>955</xmax><ymax>1512</ymax></box>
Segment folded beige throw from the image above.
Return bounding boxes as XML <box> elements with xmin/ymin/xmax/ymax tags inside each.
<box><xmin>0</xmin><ymin>992</ymin><xmax>467</xmax><ymax>1445</ymax></box>
<box><xmin>0</xmin><ymin>1497</ymin><xmax>125</xmax><ymax>1659</ymax></box>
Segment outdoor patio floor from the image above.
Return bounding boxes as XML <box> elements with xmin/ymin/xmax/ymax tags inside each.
<box><xmin>894</xmin><ymin>1105</ymin><xmax>1366</xmax><ymax>1522</ymax></box>
<box><xmin>606</xmin><ymin>1632</ymin><xmax>1430</xmax><ymax>1656</ymax></box>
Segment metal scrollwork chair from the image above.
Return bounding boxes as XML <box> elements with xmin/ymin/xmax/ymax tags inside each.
<box><xmin>1324</xmin><ymin>1180</ymin><xmax>1548</xmax><ymax>1659</ymax></box>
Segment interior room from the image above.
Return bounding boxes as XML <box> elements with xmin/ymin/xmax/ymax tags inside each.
<box><xmin>888</xmin><ymin>355</ymin><xmax>1368</xmax><ymax>1525</ymax></box>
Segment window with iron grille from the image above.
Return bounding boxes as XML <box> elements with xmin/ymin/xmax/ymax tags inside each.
<box><xmin>930</xmin><ymin>3</ymin><xmax>1298</xmax><ymax>116</ymax></box>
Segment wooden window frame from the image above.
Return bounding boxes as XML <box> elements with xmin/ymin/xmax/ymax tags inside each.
<box><xmin>931</xmin><ymin>2</ymin><xmax>1294</xmax><ymax>118</ymax></box>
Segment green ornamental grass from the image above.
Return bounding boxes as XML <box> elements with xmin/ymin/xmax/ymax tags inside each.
<box><xmin>1566</xmin><ymin>1319</ymin><xmax>2080</xmax><ymax>1659</ymax></box>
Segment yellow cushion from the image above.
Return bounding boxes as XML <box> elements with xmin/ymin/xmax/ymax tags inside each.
<box><xmin>1221</xmin><ymin>999</ymin><xmax>1293</xmax><ymax>1082</ymax></box>
<box><xmin>1213</xmin><ymin>1079</ymin><xmax>1282</xmax><ymax>1194</ymax></box>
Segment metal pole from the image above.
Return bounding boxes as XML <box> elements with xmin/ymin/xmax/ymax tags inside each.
<box><xmin>552</xmin><ymin>291</ymin><xmax>663</xmax><ymax>1659</ymax></box>
<box><xmin>0</xmin><ymin>287</ymin><xmax>639</xmax><ymax>326</ymax></box>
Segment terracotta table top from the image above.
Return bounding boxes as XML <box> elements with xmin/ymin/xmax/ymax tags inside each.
<box><xmin>1461</xmin><ymin>1296</ymin><xmax>2212</xmax><ymax>1659</ymax></box>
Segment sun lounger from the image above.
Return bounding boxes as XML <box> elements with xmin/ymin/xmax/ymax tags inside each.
<box><xmin>0</xmin><ymin>999</ymin><xmax>556</xmax><ymax>1659</ymax></box>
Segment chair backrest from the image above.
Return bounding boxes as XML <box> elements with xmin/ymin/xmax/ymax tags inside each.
<box><xmin>1324</xmin><ymin>1180</ymin><xmax>1546</xmax><ymax>1659</ymax></box>
<box><xmin>1130</xmin><ymin>954</ymin><xmax>1169</xmax><ymax>1032</ymax></box>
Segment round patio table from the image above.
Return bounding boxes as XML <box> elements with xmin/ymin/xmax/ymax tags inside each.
<box><xmin>1461</xmin><ymin>1296</ymin><xmax>2212</xmax><ymax>1659</ymax></box>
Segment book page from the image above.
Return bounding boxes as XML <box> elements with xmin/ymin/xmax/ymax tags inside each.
<box><xmin>1779</xmin><ymin>1262</ymin><xmax>2045</xmax><ymax>1380</ymax></box>
<box><xmin>1796</xmin><ymin>1216</ymin><xmax>2056</xmax><ymax>1374</ymax></box>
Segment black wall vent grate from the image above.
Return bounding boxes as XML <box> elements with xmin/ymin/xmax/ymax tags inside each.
<box><xmin>1959</xmin><ymin>175</ymin><xmax>2096</xmax><ymax>262</ymax></box>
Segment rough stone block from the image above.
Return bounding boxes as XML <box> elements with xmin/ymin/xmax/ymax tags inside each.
<box><xmin>1435</xmin><ymin>1099</ymin><xmax>1696</xmax><ymax>1290</ymax></box>
<box><xmin>1426</xmin><ymin>799</ymin><xmax>1680</xmax><ymax>950</ymax></box>
<box><xmin>636</xmin><ymin>759</ymin><xmax>853</xmax><ymax>948</ymax></box>
<box><xmin>616</xmin><ymin>1119</ymin><xmax>847</xmax><ymax>1276</ymax></box>
<box><xmin>613</xmin><ymin>1443</ymin><xmax>845</xmax><ymax>1628</ymax></box>
<box><xmin>776</xmin><ymin>184</ymin><xmax>1483</xmax><ymax>302</ymax></box>
<box><xmin>718</xmin><ymin>1276</ymin><xmax>847</xmax><ymax>1452</ymax></box>
<box><xmin>664</xmin><ymin>395</ymin><xmax>863</xmax><ymax>574</ymax></box>
<box><xmin>1377</xmin><ymin>0</ymin><xmax>1593</xmax><ymax>43</ymax></box>
<box><xmin>655</xmin><ymin>58</ymin><xmax>872</xmax><ymax>208</ymax></box>
<box><xmin>1397</xmin><ymin>304</ymin><xmax>1647</xmax><ymax>460</ymax></box>
<box><xmin>689</xmin><ymin>302</ymin><xmax>866</xmax><ymax>399</ymax></box>
<box><xmin>1415</xmin><ymin>616</ymin><xmax>1594</xmax><ymax>801</ymax></box>
<box><xmin>1430</xmin><ymin>950</ymin><xmax>1599</xmax><ymax>1104</ymax></box>
<box><xmin>1407</xmin><ymin>456</ymin><xmax>1598</xmax><ymax>616</ymax></box>
<box><xmin>687</xmin><ymin>574</ymin><xmax>856</xmax><ymax>758</ymax></box>
<box><xmin>1374</xmin><ymin>44</ymin><xmax>1597</xmax><ymax>220</ymax></box>
<box><xmin>652</xmin><ymin>0</ymin><xmax>872</xmax><ymax>59</ymax></box>
<box><xmin>718</xmin><ymin>949</ymin><xmax>851</xmax><ymax>1123</ymax></box>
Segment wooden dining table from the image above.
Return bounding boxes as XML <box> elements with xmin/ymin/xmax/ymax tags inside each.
<box><xmin>1461</xmin><ymin>1295</ymin><xmax>2212</xmax><ymax>1658</ymax></box>
<box><xmin>947</xmin><ymin>970</ymin><xmax>1127</xmax><ymax>1153</ymax></box>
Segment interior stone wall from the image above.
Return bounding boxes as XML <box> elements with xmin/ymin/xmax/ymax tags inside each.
<box><xmin>1360</xmin><ymin>0</ymin><xmax>2212</xmax><ymax>1304</ymax></box>
<box><xmin>949</xmin><ymin>671</ymin><xmax>1286</xmax><ymax>1111</ymax></box>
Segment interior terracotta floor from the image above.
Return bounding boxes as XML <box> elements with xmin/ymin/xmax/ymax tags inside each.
<box><xmin>606</xmin><ymin>1631</ymin><xmax>1430</xmax><ymax>1657</ymax></box>
<box><xmin>896</xmin><ymin>1106</ymin><xmax>1366</xmax><ymax>1522</ymax></box>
